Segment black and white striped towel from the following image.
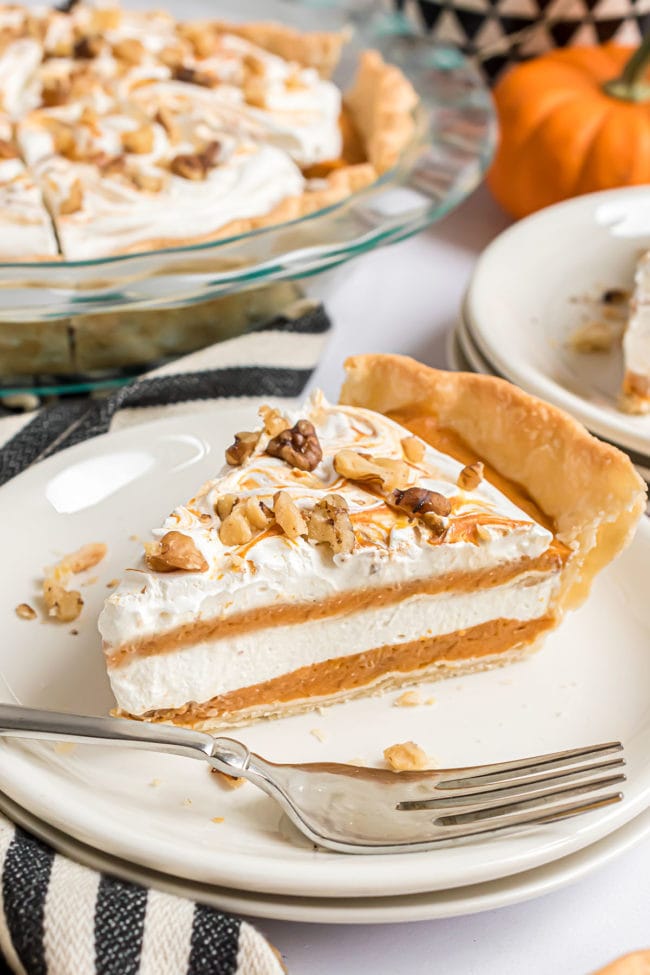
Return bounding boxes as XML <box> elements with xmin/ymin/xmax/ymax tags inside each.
<box><xmin>0</xmin><ymin>302</ymin><xmax>331</xmax><ymax>974</ymax></box>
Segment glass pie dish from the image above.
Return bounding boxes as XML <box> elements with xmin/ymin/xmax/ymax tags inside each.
<box><xmin>0</xmin><ymin>0</ymin><xmax>496</xmax><ymax>394</ymax></box>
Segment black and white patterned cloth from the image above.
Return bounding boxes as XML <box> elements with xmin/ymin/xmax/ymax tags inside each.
<box><xmin>397</xmin><ymin>0</ymin><xmax>650</xmax><ymax>81</ymax></box>
<box><xmin>0</xmin><ymin>303</ymin><xmax>331</xmax><ymax>974</ymax></box>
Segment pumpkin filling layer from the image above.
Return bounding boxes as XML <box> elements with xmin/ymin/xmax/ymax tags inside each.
<box><xmin>99</xmin><ymin>391</ymin><xmax>568</xmax><ymax>727</ymax></box>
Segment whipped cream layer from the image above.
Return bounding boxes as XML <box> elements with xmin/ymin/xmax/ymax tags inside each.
<box><xmin>111</xmin><ymin>573</ymin><xmax>559</xmax><ymax>715</ymax></box>
<box><xmin>100</xmin><ymin>392</ymin><xmax>555</xmax><ymax>658</ymax></box>
<box><xmin>624</xmin><ymin>250</ymin><xmax>650</xmax><ymax>381</ymax></box>
<box><xmin>0</xmin><ymin>116</ymin><xmax>58</xmax><ymax>258</ymax></box>
<box><xmin>31</xmin><ymin>140</ymin><xmax>303</xmax><ymax>260</ymax></box>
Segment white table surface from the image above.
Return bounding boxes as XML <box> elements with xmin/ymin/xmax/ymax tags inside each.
<box><xmin>257</xmin><ymin>184</ymin><xmax>650</xmax><ymax>975</ymax></box>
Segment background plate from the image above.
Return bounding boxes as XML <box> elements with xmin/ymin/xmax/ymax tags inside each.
<box><xmin>1</xmin><ymin>406</ymin><xmax>649</xmax><ymax>898</ymax></box>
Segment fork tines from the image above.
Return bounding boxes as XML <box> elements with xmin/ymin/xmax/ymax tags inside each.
<box><xmin>397</xmin><ymin>741</ymin><xmax>625</xmax><ymax>840</ymax></box>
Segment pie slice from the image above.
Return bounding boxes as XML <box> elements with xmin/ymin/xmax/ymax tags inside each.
<box><xmin>99</xmin><ymin>356</ymin><xmax>645</xmax><ymax>729</ymax></box>
<box><xmin>0</xmin><ymin>116</ymin><xmax>58</xmax><ymax>260</ymax></box>
<box><xmin>621</xmin><ymin>250</ymin><xmax>650</xmax><ymax>414</ymax></box>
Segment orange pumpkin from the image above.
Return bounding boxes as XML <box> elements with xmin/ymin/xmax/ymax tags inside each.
<box><xmin>487</xmin><ymin>40</ymin><xmax>650</xmax><ymax>219</ymax></box>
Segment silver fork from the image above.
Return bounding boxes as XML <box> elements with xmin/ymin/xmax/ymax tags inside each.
<box><xmin>0</xmin><ymin>704</ymin><xmax>625</xmax><ymax>854</ymax></box>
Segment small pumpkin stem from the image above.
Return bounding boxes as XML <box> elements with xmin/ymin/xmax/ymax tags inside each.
<box><xmin>605</xmin><ymin>34</ymin><xmax>650</xmax><ymax>102</ymax></box>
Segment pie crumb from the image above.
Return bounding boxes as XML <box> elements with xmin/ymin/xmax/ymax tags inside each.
<box><xmin>106</xmin><ymin>579</ymin><xmax>119</xmax><ymax>589</ymax></box>
<box><xmin>424</xmin><ymin>697</ymin><xmax>436</xmax><ymax>706</ymax></box>
<box><xmin>15</xmin><ymin>603</ymin><xmax>36</xmax><ymax>620</ymax></box>
<box><xmin>384</xmin><ymin>741</ymin><xmax>430</xmax><ymax>772</ymax></box>
<box><xmin>310</xmin><ymin>728</ymin><xmax>326</xmax><ymax>742</ymax></box>
<box><xmin>393</xmin><ymin>690</ymin><xmax>421</xmax><ymax>708</ymax></box>
<box><xmin>211</xmin><ymin>816</ymin><xmax>225</xmax><ymax>824</ymax></box>
<box><xmin>148</xmin><ymin>778</ymin><xmax>161</xmax><ymax>788</ymax></box>
<box><xmin>210</xmin><ymin>768</ymin><xmax>246</xmax><ymax>789</ymax></box>
<box><xmin>181</xmin><ymin>797</ymin><xmax>192</xmax><ymax>806</ymax></box>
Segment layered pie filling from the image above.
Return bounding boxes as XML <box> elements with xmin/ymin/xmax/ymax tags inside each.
<box><xmin>621</xmin><ymin>250</ymin><xmax>650</xmax><ymax>414</ymax></box>
<box><xmin>99</xmin><ymin>392</ymin><xmax>571</xmax><ymax>729</ymax></box>
<box><xmin>0</xmin><ymin>1</ymin><xmax>416</xmax><ymax>260</ymax></box>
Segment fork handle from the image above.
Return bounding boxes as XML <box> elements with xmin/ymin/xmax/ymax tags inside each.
<box><xmin>0</xmin><ymin>703</ymin><xmax>252</xmax><ymax>776</ymax></box>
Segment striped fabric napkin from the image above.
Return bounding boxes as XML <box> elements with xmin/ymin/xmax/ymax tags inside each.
<box><xmin>0</xmin><ymin>301</ymin><xmax>331</xmax><ymax>974</ymax></box>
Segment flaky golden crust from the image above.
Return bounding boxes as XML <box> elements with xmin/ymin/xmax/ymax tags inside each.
<box><xmin>591</xmin><ymin>952</ymin><xmax>650</xmax><ymax>975</ymax></box>
<box><xmin>344</xmin><ymin>50</ymin><xmax>418</xmax><ymax>174</ymax></box>
<box><xmin>210</xmin><ymin>20</ymin><xmax>347</xmax><ymax>79</ymax></box>
<box><xmin>340</xmin><ymin>354</ymin><xmax>646</xmax><ymax>610</ymax></box>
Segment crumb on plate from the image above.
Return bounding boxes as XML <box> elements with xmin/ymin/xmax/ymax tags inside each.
<box><xmin>210</xmin><ymin>768</ymin><xmax>246</xmax><ymax>790</ymax></box>
<box><xmin>393</xmin><ymin>690</ymin><xmax>421</xmax><ymax>708</ymax></box>
<box><xmin>15</xmin><ymin>603</ymin><xmax>36</xmax><ymax>620</ymax></box>
<box><xmin>310</xmin><ymin>728</ymin><xmax>326</xmax><ymax>742</ymax></box>
<box><xmin>383</xmin><ymin>741</ymin><xmax>430</xmax><ymax>772</ymax></box>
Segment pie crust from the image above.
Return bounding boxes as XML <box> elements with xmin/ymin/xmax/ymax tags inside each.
<box><xmin>340</xmin><ymin>354</ymin><xmax>646</xmax><ymax>611</ymax></box>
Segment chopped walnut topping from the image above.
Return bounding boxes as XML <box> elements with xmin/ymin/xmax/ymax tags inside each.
<box><xmin>0</xmin><ymin>138</ymin><xmax>17</xmax><ymax>159</ymax></box>
<box><xmin>274</xmin><ymin>490</ymin><xmax>307</xmax><ymax>540</ymax></box>
<box><xmin>121</xmin><ymin>124</ymin><xmax>154</xmax><ymax>155</ymax></box>
<box><xmin>384</xmin><ymin>741</ymin><xmax>430</xmax><ymax>772</ymax></box>
<box><xmin>146</xmin><ymin>531</ymin><xmax>208</xmax><ymax>572</ymax></box>
<box><xmin>243</xmin><ymin>52</ymin><xmax>266</xmax><ymax>76</ymax></box>
<box><xmin>179</xmin><ymin>24</ymin><xmax>215</xmax><ymax>58</ymax></box>
<box><xmin>225</xmin><ymin>430</ymin><xmax>260</xmax><ymax>466</ymax></box>
<box><xmin>49</xmin><ymin>120</ymin><xmax>75</xmax><ymax>157</ymax></box>
<box><xmin>158</xmin><ymin>44</ymin><xmax>185</xmax><ymax>68</ymax></box>
<box><xmin>97</xmin><ymin>154</ymin><xmax>126</xmax><ymax>177</ymax></box>
<box><xmin>259</xmin><ymin>405</ymin><xmax>288</xmax><ymax>437</ymax></box>
<box><xmin>475</xmin><ymin>524</ymin><xmax>492</xmax><ymax>543</ymax></box>
<box><xmin>210</xmin><ymin>768</ymin><xmax>246</xmax><ymax>789</ymax></box>
<box><xmin>267</xmin><ymin>420</ymin><xmax>322</xmax><ymax>471</ymax></box>
<box><xmin>130</xmin><ymin>169</ymin><xmax>165</xmax><ymax>193</ymax></box>
<box><xmin>602</xmin><ymin>288</ymin><xmax>629</xmax><ymax>305</ymax></box>
<box><xmin>170</xmin><ymin>152</ymin><xmax>205</xmax><ymax>181</ymax></box>
<box><xmin>389</xmin><ymin>486</ymin><xmax>451</xmax><ymax>519</ymax></box>
<box><xmin>307</xmin><ymin>494</ymin><xmax>355</xmax><ymax>555</ymax></box>
<box><xmin>90</xmin><ymin>6</ymin><xmax>121</xmax><ymax>30</ymax></box>
<box><xmin>215</xmin><ymin>494</ymin><xmax>237</xmax><ymax>520</ymax></box>
<box><xmin>59</xmin><ymin>542</ymin><xmax>107</xmax><ymax>575</ymax></box>
<box><xmin>41</xmin><ymin>80</ymin><xmax>70</xmax><ymax>107</ymax></box>
<box><xmin>112</xmin><ymin>38</ymin><xmax>145</xmax><ymax>64</ymax></box>
<box><xmin>333</xmin><ymin>449</ymin><xmax>410</xmax><ymax>493</ymax></box>
<box><xmin>401</xmin><ymin>436</ymin><xmax>425</xmax><ymax>464</ymax></box>
<box><xmin>201</xmin><ymin>140</ymin><xmax>221</xmax><ymax>169</ymax></box>
<box><xmin>218</xmin><ymin>506</ymin><xmax>253</xmax><ymax>547</ymax></box>
<box><xmin>173</xmin><ymin>64</ymin><xmax>216</xmax><ymax>88</ymax></box>
<box><xmin>43</xmin><ymin>579</ymin><xmax>83</xmax><ymax>623</ymax></box>
<box><xmin>243</xmin><ymin>496</ymin><xmax>273</xmax><ymax>531</ymax></box>
<box><xmin>15</xmin><ymin>603</ymin><xmax>37</xmax><ymax>621</ymax></box>
<box><xmin>73</xmin><ymin>35</ymin><xmax>103</xmax><ymax>60</ymax></box>
<box><xmin>59</xmin><ymin>179</ymin><xmax>83</xmax><ymax>215</ymax></box>
<box><xmin>393</xmin><ymin>690</ymin><xmax>421</xmax><ymax>707</ymax></box>
<box><xmin>457</xmin><ymin>462</ymin><xmax>484</xmax><ymax>491</ymax></box>
<box><xmin>155</xmin><ymin>107</ymin><xmax>180</xmax><ymax>143</ymax></box>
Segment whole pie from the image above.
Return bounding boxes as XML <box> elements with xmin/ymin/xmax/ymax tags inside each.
<box><xmin>99</xmin><ymin>355</ymin><xmax>646</xmax><ymax>729</ymax></box>
<box><xmin>0</xmin><ymin>1</ymin><xmax>417</xmax><ymax>260</ymax></box>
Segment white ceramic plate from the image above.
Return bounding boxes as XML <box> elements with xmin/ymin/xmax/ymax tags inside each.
<box><xmin>1</xmin><ymin>408</ymin><xmax>650</xmax><ymax>899</ymax></box>
<box><xmin>456</xmin><ymin>316</ymin><xmax>494</xmax><ymax>376</ymax></box>
<box><xmin>465</xmin><ymin>187</ymin><xmax>650</xmax><ymax>457</ymax></box>
<box><xmin>3</xmin><ymin>787</ymin><xmax>650</xmax><ymax>924</ymax></box>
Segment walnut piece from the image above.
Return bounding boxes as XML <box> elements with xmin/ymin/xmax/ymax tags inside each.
<box><xmin>0</xmin><ymin>138</ymin><xmax>17</xmax><ymax>159</ymax></box>
<box><xmin>59</xmin><ymin>179</ymin><xmax>83</xmax><ymax>215</ymax></box>
<box><xmin>225</xmin><ymin>430</ymin><xmax>260</xmax><ymax>466</ymax></box>
<box><xmin>73</xmin><ymin>35</ymin><xmax>103</xmax><ymax>59</ymax></box>
<box><xmin>384</xmin><ymin>741</ymin><xmax>430</xmax><ymax>772</ymax></box>
<box><xmin>389</xmin><ymin>486</ymin><xmax>451</xmax><ymax>518</ymax></box>
<box><xmin>146</xmin><ymin>531</ymin><xmax>208</xmax><ymax>572</ymax></box>
<box><xmin>130</xmin><ymin>169</ymin><xmax>165</xmax><ymax>193</ymax></box>
<box><xmin>568</xmin><ymin>320</ymin><xmax>621</xmax><ymax>353</ymax></box>
<box><xmin>267</xmin><ymin>420</ymin><xmax>322</xmax><ymax>472</ymax></box>
<box><xmin>333</xmin><ymin>449</ymin><xmax>410</xmax><ymax>493</ymax></box>
<box><xmin>155</xmin><ymin>107</ymin><xmax>180</xmax><ymax>143</ymax></box>
<box><xmin>243</xmin><ymin>497</ymin><xmax>273</xmax><ymax>531</ymax></box>
<box><xmin>401</xmin><ymin>436</ymin><xmax>425</xmax><ymax>464</ymax></box>
<box><xmin>259</xmin><ymin>405</ymin><xmax>288</xmax><ymax>437</ymax></box>
<box><xmin>170</xmin><ymin>152</ymin><xmax>205</xmax><ymax>180</ymax></box>
<box><xmin>15</xmin><ymin>603</ymin><xmax>37</xmax><ymax>620</ymax></box>
<box><xmin>219</xmin><ymin>506</ymin><xmax>253</xmax><ymax>547</ymax></box>
<box><xmin>43</xmin><ymin>579</ymin><xmax>83</xmax><ymax>623</ymax></box>
<box><xmin>59</xmin><ymin>542</ymin><xmax>107</xmax><ymax>575</ymax></box>
<box><xmin>122</xmin><ymin>124</ymin><xmax>154</xmax><ymax>155</ymax></box>
<box><xmin>274</xmin><ymin>491</ymin><xmax>307</xmax><ymax>539</ymax></box>
<box><xmin>173</xmin><ymin>65</ymin><xmax>216</xmax><ymax>88</ymax></box>
<box><xmin>215</xmin><ymin>494</ymin><xmax>237</xmax><ymax>520</ymax></box>
<box><xmin>112</xmin><ymin>38</ymin><xmax>145</xmax><ymax>64</ymax></box>
<box><xmin>307</xmin><ymin>494</ymin><xmax>355</xmax><ymax>555</ymax></box>
<box><xmin>457</xmin><ymin>462</ymin><xmax>484</xmax><ymax>491</ymax></box>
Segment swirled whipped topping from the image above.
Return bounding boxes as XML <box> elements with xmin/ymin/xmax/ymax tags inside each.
<box><xmin>99</xmin><ymin>392</ymin><xmax>555</xmax><ymax>653</ymax></box>
<box><xmin>0</xmin><ymin>114</ymin><xmax>57</xmax><ymax>258</ymax></box>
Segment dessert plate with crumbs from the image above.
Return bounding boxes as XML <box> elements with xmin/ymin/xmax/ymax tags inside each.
<box><xmin>0</xmin><ymin>355</ymin><xmax>649</xmax><ymax>899</ymax></box>
<box><xmin>465</xmin><ymin>187</ymin><xmax>650</xmax><ymax>458</ymax></box>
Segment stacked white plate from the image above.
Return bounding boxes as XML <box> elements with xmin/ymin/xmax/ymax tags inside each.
<box><xmin>2</xmin><ymin>405</ymin><xmax>650</xmax><ymax>923</ymax></box>
<box><xmin>448</xmin><ymin>186</ymin><xmax>650</xmax><ymax>479</ymax></box>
